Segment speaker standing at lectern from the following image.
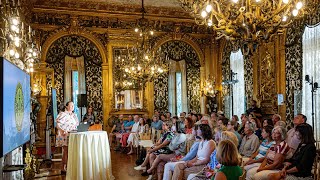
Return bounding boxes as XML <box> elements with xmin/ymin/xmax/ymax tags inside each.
<box><xmin>82</xmin><ymin>106</ymin><xmax>95</xmax><ymax>124</ymax></box>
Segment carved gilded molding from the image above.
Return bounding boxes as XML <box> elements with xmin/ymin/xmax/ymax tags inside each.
<box><xmin>30</xmin><ymin>12</ymin><xmax>211</xmax><ymax>35</ymax></box>
<box><xmin>151</xmin><ymin>33</ymin><xmax>206</xmax><ymax>67</ymax></box>
<box><xmin>32</xmin><ymin>0</ymin><xmax>190</xmax><ymax>19</ymax></box>
<box><xmin>40</xmin><ymin>23</ymin><xmax>108</xmax><ymax>64</ymax></box>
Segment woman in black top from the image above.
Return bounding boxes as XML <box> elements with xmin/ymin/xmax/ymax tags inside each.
<box><xmin>82</xmin><ymin>106</ymin><xmax>95</xmax><ymax>124</ymax></box>
<box><xmin>269</xmin><ymin>123</ymin><xmax>316</xmax><ymax>180</ymax></box>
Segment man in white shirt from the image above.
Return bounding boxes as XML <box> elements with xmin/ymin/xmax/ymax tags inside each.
<box><xmin>127</xmin><ymin>115</ymin><xmax>140</xmax><ymax>154</ymax></box>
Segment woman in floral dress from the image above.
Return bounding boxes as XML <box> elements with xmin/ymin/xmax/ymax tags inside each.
<box><xmin>56</xmin><ymin>101</ymin><xmax>79</xmax><ymax>173</ymax></box>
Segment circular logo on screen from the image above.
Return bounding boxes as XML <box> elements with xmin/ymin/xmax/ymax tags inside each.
<box><xmin>14</xmin><ymin>83</ymin><xmax>24</xmax><ymax>132</ymax></box>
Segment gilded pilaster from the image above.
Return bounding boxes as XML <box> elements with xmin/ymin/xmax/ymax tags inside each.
<box><xmin>200</xmin><ymin>67</ymin><xmax>206</xmax><ymax>114</ymax></box>
<box><xmin>102</xmin><ymin>63</ymin><xmax>110</xmax><ymax>130</ymax></box>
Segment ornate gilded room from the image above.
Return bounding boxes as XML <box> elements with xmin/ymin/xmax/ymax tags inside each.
<box><xmin>0</xmin><ymin>0</ymin><xmax>320</xmax><ymax>179</ymax></box>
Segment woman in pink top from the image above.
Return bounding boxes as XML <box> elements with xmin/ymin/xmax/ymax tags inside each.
<box><xmin>56</xmin><ymin>101</ymin><xmax>79</xmax><ymax>173</ymax></box>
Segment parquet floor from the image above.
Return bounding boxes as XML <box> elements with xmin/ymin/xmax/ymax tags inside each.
<box><xmin>34</xmin><ymin>149</ymin><xmax>146</xmax><ymax>180</ymax></box>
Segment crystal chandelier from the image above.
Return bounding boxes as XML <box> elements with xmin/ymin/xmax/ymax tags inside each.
<box><xmin>179</xmin><ymin>0</ymin><xmax>317</xmax><ymax>43</ymax></box>
<box><xmin>203</xmin><ymin>76</ymin><xmax>218</xmax><ymax>97</ymax></box>
<box><xmin>114</xmin><ymin>55</ymin><xmax>142</xmax><ymax>92</ymax></box>
<box><xmin>0</xmin><ymin>0</ymin><xmax>39</xmax><ymax>73</ymax></box>
<box><xmin>123</xmin><ymin>0</ymin><xmax>168</xmax><ymax>84</ymax></box>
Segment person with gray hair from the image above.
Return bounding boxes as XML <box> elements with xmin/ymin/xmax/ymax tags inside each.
<box><xmin>275</xmin><ymin>120</ymin><xmax>286</xmax><ymax>128</ymax></box>
<box><xmin>239</xmin><ymin>122</ymin><xmax>260</xmax><ymax>158</ymax></box>
<box><xmin>246</xmin><ymin>125</ymin><xmax>290</xmax><ymax>180</ymax></box>
<box><xmin>272</xmin><ymin>114</ymin><xmax>281</xmax><ymax>124</ymax></box>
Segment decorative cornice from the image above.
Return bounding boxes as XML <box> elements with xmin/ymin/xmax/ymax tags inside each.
<box><xmin>32</xmin><ymin>0</ymin><xmax>189</xmax><ymax>19</ymax></box>
<box><xmin>30</xmin><ymin>12</ymin><xmax>212</xmax><ymax>35</ymax></box>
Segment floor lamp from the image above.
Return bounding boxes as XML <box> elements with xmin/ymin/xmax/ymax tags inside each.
<box><xmin>305</xmin><ymin>75</ymin><xmax>319</xmax><ymax>132</ymax></box>
<box><xmin>222</xmin><ymin>70</ymin><xmax>239</xmax><ymax>116</ymax></box>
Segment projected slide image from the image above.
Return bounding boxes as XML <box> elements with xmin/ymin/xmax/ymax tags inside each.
<box><xmin>3</xmin><ymin>60</ymin><xmax>31</xmax><ymax>156</ymax></box>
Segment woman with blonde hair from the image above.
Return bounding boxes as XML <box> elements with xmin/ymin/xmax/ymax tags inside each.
<box><xmin>214</xmin><ymin>140</ymin><xmax>243</xmax><ymax>180</ymax></box>
<box><xmin>187</xmin><ymin>131</ymin><xmax>239</xmax><ymax>180</ymax></box>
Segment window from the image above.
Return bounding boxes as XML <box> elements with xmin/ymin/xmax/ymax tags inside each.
<box><xmin>64</xmin><ymin>56</ymin><xmax>86</xmax><ymax>122</ymax></box>
<box><xmin>302</xmin><ymin>25</ymin><xmax>320</xmax><ymax>140</ymax></box>
<box><xmin>176</xmin><ymin>72</ymin><xmax>182</xmax><ymax>115</ymax></box>
<box><xmin>230</xmin><ymin>49</ymin><xmax>245</xmax><ymax>118</ymax></box>
<box><xmin>72</xmin><ymin>71</ymin><xmax>80</xmax><ymax>121</ymax></box>
<box><xmin>168</xmin><ymin>60</ymin><xmax>188</xmax><ymax>116</ymax></box>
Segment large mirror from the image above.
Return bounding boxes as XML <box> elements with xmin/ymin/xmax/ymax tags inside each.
<box><xmin>113</xmin><ymin>47</ymin><xmax>143</xmax><ymax>110</ymax></box>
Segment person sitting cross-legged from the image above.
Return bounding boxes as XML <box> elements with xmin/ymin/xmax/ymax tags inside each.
<box><xmin>171</xmin><ymin>124</ymin><xmax>216</xmax><ymax>180</ymax></box>
<box><xmin>134</xmin><ymin>122</ymin><xmax>174</xmax><ymax>180</ymax></box>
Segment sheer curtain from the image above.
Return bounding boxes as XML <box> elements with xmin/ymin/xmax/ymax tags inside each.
<box><xmin>230</xmin><ymin>50</ymin><xmax>245</xmax><ymax>118</ymax></box>
<box><xmin>179</xmin><ymin>60</ymin><xmax>188</xmax><ymax>114</ymax></box>
<box><xmin>302</xmin><ymin>25</ymin><xmax>320</xmax><ymax>143</ymax></box>
<box><xmin>64</xmin><ymin>56</ymin><xmax>86</xmax><ymax>122</ymax></box>
<box><xmin>168</xmin><ymin>60</ymin><xmax>177</xmax><ymax>115</ymax></box>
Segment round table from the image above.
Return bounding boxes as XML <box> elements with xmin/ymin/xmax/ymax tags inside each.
<box><xmin>66</xmin><ymin>131</ymin><xmax>114</xmax><ymax>180</ymax></box>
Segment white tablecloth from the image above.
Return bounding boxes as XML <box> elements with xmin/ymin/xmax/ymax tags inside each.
<box><xmin>66</xmin><ymin>131</ymin><xmax>114</xmax><ymax>180</ymax></box>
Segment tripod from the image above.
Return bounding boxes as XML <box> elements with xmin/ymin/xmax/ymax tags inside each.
<box><xmin>305</xmin><ymin>75</ymin><xmax>319</xmax><ymax>132</ymax></box>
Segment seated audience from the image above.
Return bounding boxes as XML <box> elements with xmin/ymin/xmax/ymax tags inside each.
<box><xmin>244</xmin><ymin>125</ymin><xmax>274</xmax><ymax>173</ymax></box>
<box><xmin>171</xmin><ymin>116</ymin><xmax>179</xmax><ymax>132</ymax></box>
<box><xmin>231</xmin><ymin>115</ymin><xmax>240</xmax><ymax>131</ymax></box>
<box><xmin>171</xmin><ymin>124</ymin><xmax>215</xmax><ymax>180</ymax></box>
<box><xmin>163</xmin><ymin>136</ymin><xmax>201</xmax><ymax>180</ymax></box>
<box><xmin>214</xmin><ymin>117</ymin><xmax>228</xmax><ymax>143</ymax></box>
<box><xmin>161</xmin><ymin>114</ymin><xmax>167</xmax><ymax>122</ymax></box>
<box><xmin>286</xmin><ymin>114</ymin><xmax>307</xmax><ymax>158</ymax></box>
<box><xmin>123</xmin><ymin>115</ymin><xmax>140</xmax><ymax>152</ymax></box>
<box><xmin>250</xmin><ymin>117</ymin><xmax>262</xmax><ymax>139</ymax></box>
<box><xmin>239</xmin><ymin>122</ymin><xmax>260</xmax><ymax>158</ymax></box>
<box><xmin>268</xmin><ymin>123</ymin><xmax>316</xmax><ymax>180</ymax></box>
<box><xmin>263</xmin><ymin>118</ymin><xmax>274</xmax><ymax>128</ymax></box>
<box><xmin>187</xmin><ymin>131</ymin><xmax>239</xmax><ymax>180</ymax></box>
<box><xmin>123</xmin><ymin>115</ymin><xmax>135</xmax><ymax>132</ymax></box>
<box><xmin>214</xmin><ymin>140</ymin><xmax>243</xmax><ymax>180</ymax></box>
<box><xmin>272</xmin><ymin>114</ymin><xmax>281</xmax><ymax>125</ymax></box>
<box><xmin>143</xmin><ymin>114</ymin><xmax>152</xmax><ymax>127</ymax></box>
<box><xmin>134</xmin><ymin>122</ymin><xmax>174</xmax><ymax>177</ymax></box>
<box><xmin>239</xmin><ymin>115</ymin><xmax>249</xmax><ymax>136</ymax></box>
<box><xmin>109</xmin><ymin>114</ymin><xmax>124</xmax><ymax>148</ymax></box>
<box><xmin>227</xmin><ymin>120</ymin><xmax>241</xmax><ymax>144</ymax></box>
<box><xmin>246</xmin><ymin>126</ymin><xmax>290</xmax><ymax>180</ymax></box>
<box><xmin>275</xmin><ymin>120</ymin><xmax>287</xmax><ymax>128</ymax></box>
<box><xmin>147</xmin><ymin>127</ymin><xmax>187</xmax><ymax>180</ymax></box>
<box><xmin>210</xmin><ymin>112</ymin><xmax>218</xmax><ymax>129</ymax></box>
<box><xmin>127</xmin><ymin>117</ymin><xmax>148</xmax><ymax>155</ymax></box>
<box><xmin>151</xmin><ymin>115</ymin><xmax>163</xmax><ymax>130</ymax></box>
<box><xmin>184</xmin><ymin>117</ymin><xmax>195</xmax><ymax>135</ymax></box>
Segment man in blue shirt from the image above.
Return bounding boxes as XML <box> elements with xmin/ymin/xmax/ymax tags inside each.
<box><xmin>151</xmin><ymin>115</ymin><xmax>163</xmax><ymax>130</ymax></box>
<box><xmin>123</xmin><ymin>115</ymin><xmax>135</xmax><ymax>132</ymax></box>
